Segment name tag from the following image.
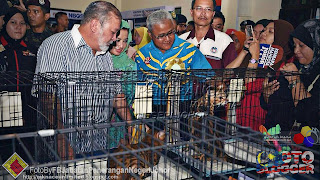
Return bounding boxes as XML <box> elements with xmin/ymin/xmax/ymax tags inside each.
<box><xmin>205</xmin><ymin>55</ymin><xmax>221</xmax><ymax>61</ymax></box>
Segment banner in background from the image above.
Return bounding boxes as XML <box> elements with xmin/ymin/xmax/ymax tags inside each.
<box><xmin>50</xmin><ymin>9</ymin><xmax>83</xmax><ymax>20</ymax></box>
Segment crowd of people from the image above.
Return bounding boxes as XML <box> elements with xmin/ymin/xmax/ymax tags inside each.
<box><xmin>0</xmin><ymin>0</ymin><xmax>319</xmax><ymax>149</ymax></box>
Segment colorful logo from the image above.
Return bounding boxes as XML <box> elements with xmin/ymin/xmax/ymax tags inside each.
<box><xmin>256</xmin><ymin>151</ymin><xmax>283</xmax><ymax>168</ymax></box>
<box><xmin>211</xmin><ymin>47</ymin><xmax>218</xmax><ymax>53</ymax></box>
<box><xmin>256</xmin><ymin>151</ymin><xmax>315</xmax><ymax>174</ymax></box>
<box><xmin>293</xmin><ymin>126</ymin><xmax>319</xmax><ymax>147</ymax></box>
<box><xmin>2</xmin><ymin>153</ymin><xmax>29</xmax><ymax>179</ymax></box>
<box><xmin>144</xmin><ymin>57</ymin><xmax>151</xmax><ymax>64</ymax></box>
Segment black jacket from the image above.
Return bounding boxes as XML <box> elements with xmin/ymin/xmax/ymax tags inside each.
<box><xmin>261</xmin><ymin>61</ymin><xmax>320</xmax><ymax>131</ymax></box>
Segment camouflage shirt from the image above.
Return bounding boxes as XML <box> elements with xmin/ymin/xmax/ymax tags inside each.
<box><xmin>25</xmin><ymin>27</ymin><xmax>53</xmax><ymax>52</ymax></box>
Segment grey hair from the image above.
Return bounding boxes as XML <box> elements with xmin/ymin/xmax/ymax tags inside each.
<box><xmin>146</xmin><ymin>10</ymin><xmax>173</xmax><ymax>32</ymax></box>
<box><xmin>81</xmin><ymin>1</ymin><xmax>122</xmax><ymax>25</ymax></box>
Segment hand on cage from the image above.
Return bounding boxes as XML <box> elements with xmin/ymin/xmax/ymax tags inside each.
<box><xmin>263</xmin><ymin>78</ymin><xmax>280</xmax><ymax>103</ymax></box>
<box><xmin>280</xmin><ymin>63</ymin><xmax>299</xmax><ymax>83</ymax></box>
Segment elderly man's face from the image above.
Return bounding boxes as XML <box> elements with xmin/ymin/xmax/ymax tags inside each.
<box><xmin>97</xmin><ymin>15</ymin><xmax>121</xmax><ymax>52</ymax></box>
<box><xmin>149</xmin><ymin>19</ymin><xmax>175</xmax><ymax>53</ymax></box>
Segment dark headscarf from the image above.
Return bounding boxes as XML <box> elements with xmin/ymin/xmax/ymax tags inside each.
<box><xmin>3</xmin><ymin>8</ymin><xmax>28</xmax><ymax>34</ymax></box>
<box><xmin>291</xmin><ymin>19</ymin><xmax>320</xmax><ymax>73</ymax></box>
<box><xmin>255</xmin><ymin>19</ymin><xmax>272</xmax><ymax>28</ymax></box>
<box><xmin>272</xmin><ymin>19</ymin><xmax>294</xmax><ymax>70</ymax></box>
<box><xmin>2</xmin><ymin>8</ymin><xmax>28</xmax><ymax>48</ymax></box>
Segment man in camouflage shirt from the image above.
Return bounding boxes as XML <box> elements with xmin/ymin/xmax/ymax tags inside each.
<box><xmin>25</xmin><ymin>0</ymin><xmax>53</xmax><ymax>51</ymax></box>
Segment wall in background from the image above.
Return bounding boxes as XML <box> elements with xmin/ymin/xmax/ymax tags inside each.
<box><xmin>50</xmin><ymin>0</ymin><xmax>119</xmax><ymax>12</ymax></box>
<box><xmin>120</xmin><ymin>0</ymin><xmax>193</xmax><ymax>22</ymax></box>
<box><xmin>222</xmin><ymin>0</ymin><xmax>281</xmax><ymax>30</ymax></box>
<box><xmin>50</xmin><ymin>0</ymin><xmax>282</xmax><ymax>30</ymax></box>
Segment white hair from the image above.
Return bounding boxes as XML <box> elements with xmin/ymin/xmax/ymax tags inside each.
<box><xmin>146</xmin><ymin>10</ymin><xmax>173</xmax><ymax>32</ymax></box>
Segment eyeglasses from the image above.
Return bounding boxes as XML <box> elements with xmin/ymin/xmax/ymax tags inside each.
<box><xmin>152</xmin><ymin>29</ymin><xmax>176</xmax><ymax>40</ymax></box>
<box><xmin>193</xmin><ymin>6</ymin><xmax>213</xmax><ymax>13</ymax></box>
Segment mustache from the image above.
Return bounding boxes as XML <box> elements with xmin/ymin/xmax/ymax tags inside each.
<box><xmin>198</xmin><ymin>16</ymin><xmax>208</xmax><ymax>20</ymax></box>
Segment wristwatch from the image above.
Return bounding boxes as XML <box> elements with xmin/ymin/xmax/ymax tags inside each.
<box><xmin>250</xmin><ymin>58</ymin><xmax>258</xmax><ymax>64</ymax></box>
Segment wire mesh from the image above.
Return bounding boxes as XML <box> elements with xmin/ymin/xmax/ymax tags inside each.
<box><xmin>0</xmin><ymin>69</ymin><xmax>319</xmax><ymax>180</ymax></box>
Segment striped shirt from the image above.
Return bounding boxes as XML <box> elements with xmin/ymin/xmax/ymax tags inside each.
<box><xmin>34</xmin><ymin>25</ymin><xmax>121</xmax><ymax>152</ymax></box>
<box><xmin>135</xmin><ymin>35</ymin><xmax>212</xmax><ymax>105</ymax></box>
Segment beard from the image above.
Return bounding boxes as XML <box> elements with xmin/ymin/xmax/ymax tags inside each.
<box><xmin>98</xmin><ymin>28</ymin><xmax>113</xmax><ymax>52</ymax></box>
<box><xmin>98</xmin><ymin>40</ymin><xmax>110</xmax><ymax>52</ymax></box>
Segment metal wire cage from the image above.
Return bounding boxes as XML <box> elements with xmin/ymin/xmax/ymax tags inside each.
<box><xmin>0</xmin><ymin>69</ymin><xmax>319</xmax><ymax>180</ymax></box>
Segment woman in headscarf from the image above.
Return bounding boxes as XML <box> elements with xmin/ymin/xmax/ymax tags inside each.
<box><xmin>263</xmin><ymin>19</ymin><xmax>319</xmax><ymax>131</ymax></box>
<box><xmin>0</xmin><ymin>8</ymin><xmax>36</xmax><ymax>74</ymax></box>
<box><xmin>227</xmin><ymin>20</ymin><xmax>294</xmax><ymax>131</ymax></box>
<box><xmin>133</xmin><ymin>27</ymin><xmax>151</xmax><ymax>51</ymax></box>
<box><xmin>109</xmin><ymin>20</ymin><xmax>137</xmax><ymax>147</ymax></box>
<box><xmin>0</xmin><ymin>8</ymin><xmax>37</xmax><ymax>162</ymax></box>
<box><xmin>0</xmin><ymin>8</ymin><xmax>37</xmax><ymax>121</ymax></box>
<box><xmin>254</xmin><ymin>19</ymin><xmax>272</xmax><ymax>41</ymax></box>
<box><xmin>226</xmin><ymin>29</ymin><xmax>246</xmax><ymax>55</ymax></box>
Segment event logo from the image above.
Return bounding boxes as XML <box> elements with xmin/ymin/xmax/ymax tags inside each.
<box><xmin>2</xmin><ymin>153</ymin><xmax>29</xmax><ymax>179</ymax></box>
<box><xmin>256</xmin><ymin>151</ymin><xmax>314</xmax><ymax>174</ymax></box>
<box><xmin>293</xmin><ymin>126</ymin><xmax>320</xmax><ymax>147</ymax></box>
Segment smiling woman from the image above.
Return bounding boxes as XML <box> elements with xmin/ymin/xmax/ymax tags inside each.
<box><xmin>0</xmin><ymin>8</ymin><xmax>36</xmax><ymax>74</ymax></box>
<box><xmin>109</xmin><ymin>20</ymin><xmax>137</xmax><ymax>148</ymax></box>
<box><xmin>0</xmin><ymin>7</ymin><xmax>38</xmax><ymax>139</ymax></box>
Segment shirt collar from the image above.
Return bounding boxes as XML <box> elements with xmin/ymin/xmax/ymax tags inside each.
<box><xmin>187</xmin><ymin>26</ymin><xmax>216</xmax><ymax>41</ymax></box>
<box><xmin>71</xmin><ymin>24</ymin><xmax>83</xmax><ymax>47</ymax></box>
<box><xmin>71</xmin><ymin>24</ymin><xmax>107</xmax><ymax>56</ymax></box>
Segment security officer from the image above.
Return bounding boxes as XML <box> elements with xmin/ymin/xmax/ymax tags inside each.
<box><xmin>25</xmin><ymin>0</ymin><xmax>53</xmax><ymax>51</ymax></box>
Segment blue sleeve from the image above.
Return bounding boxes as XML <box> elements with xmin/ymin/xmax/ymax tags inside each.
<box><xmin>135</xmin><ymin>52</ymin><xmax>144</xmax><ymax>81</ymax></box>
<box><xmin>191</xmin><ymin>48</ymin><xmax>215</xmax><ymax>79</ymax></box>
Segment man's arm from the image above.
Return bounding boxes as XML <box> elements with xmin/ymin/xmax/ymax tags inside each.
<box><xmin>113</xmin><ymin>93</ymin><xmax>133</xmax><ymax>143</ymax></box>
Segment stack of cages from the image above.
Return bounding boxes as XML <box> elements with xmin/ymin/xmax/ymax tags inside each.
<box><xmin>0</xmin><ymin>71</ymin><xmax>38</xmax><ymax>173</ymax></box>
<box><xmin>0</xmin><ymin>69</ymin><xmax>319</xmax><ymax>180</ymax></box>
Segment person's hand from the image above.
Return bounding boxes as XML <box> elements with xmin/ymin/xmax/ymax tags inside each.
<box><xmin>249</xmin><ymin>37</ymin><xmax>260</xmax><ymax>59</ymax></box>
<box><xmin>13</xmin><ymin>0</ymin><xmax>27</xmax><ymax>12</ymax></box>
<box><xmin>263</xmin><ymin>78</ymin><xmax>280</xmax><ymax>103</ymax></box>
<box><xmin>280</xmin><ymin>63</ymin><xmax>299</xmax><ymax>83</ymax></box>
<box><xmin>243</xmin><ymin>35</ymin><xmax>252</xmax><ymax>49</ymax></box>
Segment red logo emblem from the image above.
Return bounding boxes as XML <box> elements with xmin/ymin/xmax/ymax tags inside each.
<box><xmin>145</xmin><ymin>57</ymin><xmax>151</xmax><ymax>64</ymax></box>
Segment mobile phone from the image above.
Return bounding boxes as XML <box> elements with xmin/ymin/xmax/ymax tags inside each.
<box><xmin>245</xmin><ymin>25</ymin><xmax>254</xmax><ymax>39</ymax></box>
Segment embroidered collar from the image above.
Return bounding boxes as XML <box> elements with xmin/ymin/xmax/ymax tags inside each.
<box><xmin>187</xmin><ymin>26</ymin><xmax>216</xmax><ymax>41</ymax></box>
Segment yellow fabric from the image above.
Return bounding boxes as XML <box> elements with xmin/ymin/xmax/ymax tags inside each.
<box><xmin>134</xmin><ymin>27</ymin><xmax>151</xmax><ymax>50</ymax></box>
